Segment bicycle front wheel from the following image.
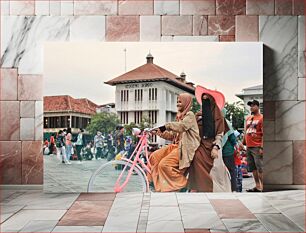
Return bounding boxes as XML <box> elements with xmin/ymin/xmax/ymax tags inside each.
<box><xmin>87</xmin><ymin>160</ymin><xmax>147</xmax><ymax>192</ymax></box>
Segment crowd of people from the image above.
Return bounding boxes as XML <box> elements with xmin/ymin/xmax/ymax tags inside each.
<box><xmin>148</xmin><ymin>85</ymin><xmax>263</xmax><ymax>193</ymax></box>
<box><xmin>43</xmin><ymin>126</ymin><xmax>130</xmax><ymax>165</ymax></box>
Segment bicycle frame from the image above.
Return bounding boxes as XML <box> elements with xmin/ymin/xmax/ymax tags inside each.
<box><xmin>114</xmin><ymin>130</ymin><xmax>152</xmax><ymax>193</ymax></box>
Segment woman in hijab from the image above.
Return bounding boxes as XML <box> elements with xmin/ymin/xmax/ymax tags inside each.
<box><xmin>148</xmin><ymin>93</ymin><xmax>200</xmax><ymax>192</ymax></box>
<box><xmin>188</xmin><ymin>86</ymin><xmax>227</xmax><ymax>192</ymax></box>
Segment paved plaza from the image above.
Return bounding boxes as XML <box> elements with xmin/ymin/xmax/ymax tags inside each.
<box><xmin>44</xmin><ymin>155</ymin><xmax>255</xmax><ymax>193</ymax></box>
<box><xmin>1</xmin><ymin>189</ymin><xmax>305</xmax><ymax>232</ymax></box>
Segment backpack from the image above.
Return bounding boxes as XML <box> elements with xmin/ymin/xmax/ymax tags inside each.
<box><xmin>56</xmin><ymin>136</ymin><xmax>63</xmax><ymax>147</ymax></box>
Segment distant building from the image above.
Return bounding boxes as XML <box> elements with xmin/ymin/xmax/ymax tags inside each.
<box><xmin>43</xmin><ymin>95</ymin><xmax>98</xmax><ymax>133</ymax></box>
<box><xmin>96</xmin><ymin>103</ymin><xmax>116</xmax><ymax>114</ymax></box>
<box><xmin>105</xmin><ymin>53</ymin><xmax>195</xmax><ymax>144</ymax></box>
<box><xmin>236</xmin><ymin>84</ymin><xmax>263</xmax><ymax>115</ymax></box>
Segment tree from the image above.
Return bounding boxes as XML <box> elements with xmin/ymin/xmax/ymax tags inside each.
<box><xmin>86</xmin><ymin>112</ymin><xmax>120</xmax><ymax>136</ymax></box>
<box><xmin>223</xmin><ymin>101</ymin><xmax>245</xmax><ymax>130</ymax></box>
<box><xmin>191</xmin><ymin>97</ymin><xmax>200</xmax><ymax>114</ymax></box>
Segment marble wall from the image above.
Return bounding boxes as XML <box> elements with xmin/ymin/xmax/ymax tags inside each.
<box><xmin>0</xmin><ymin>0</ymin><xmax>305</xmax><ymax>187</ymax></box>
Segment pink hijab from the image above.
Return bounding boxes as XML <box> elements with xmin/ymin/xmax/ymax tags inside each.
<box><xmin>176</xmin><ymin>93</ymin><xmax>192</xmax><ymax>121</ymax></box>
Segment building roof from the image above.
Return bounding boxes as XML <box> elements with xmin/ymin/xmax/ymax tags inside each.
<box><xmin>44</xmin><ymin>95</ymin><xmax>98</xmax><ymax>115</ymax></box>
<box><xmin>105</xmin><ymin>55</ymin><xmax>195</xmax><ymax>94</ymax></box>
<box><xmin>242</xmin><ymin>84</ymin><xmax>263</xmax><ymax>91</ymax></box>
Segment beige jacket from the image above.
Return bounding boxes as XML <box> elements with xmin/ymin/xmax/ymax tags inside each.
<box><xmin>158</xmin><ymin>111</ymin><xmax>200</xmax><ymax>169</ymax></box>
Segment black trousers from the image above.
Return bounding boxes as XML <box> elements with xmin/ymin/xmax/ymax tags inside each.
<box><xmin>223</xmin><ymin>155</ymin><xmax>237</xmax><ymax>192</ymax></box>
<box><xmin>76</xmin><ymin>145</ymin><xmax>83</xmax><ymax>161</ymax></box>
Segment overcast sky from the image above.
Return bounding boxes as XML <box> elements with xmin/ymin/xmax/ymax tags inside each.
<box><xmin>44</xmin><ymin>42</ymin><xmax>262</xmax><ymax>105</ymax></box>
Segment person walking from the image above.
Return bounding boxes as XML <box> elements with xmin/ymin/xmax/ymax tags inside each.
<box><xmin>65</xmin><ymin>128</ymin><xmax>73</xmax><ymax>161</ymax></box>
<box><xmin>243</xmin><ymin>100</ymin><xmax>264</xmax><ymax>192</ymax></box>
<box><xmin>56</xmin><ymin>130</ymin><xmax>70</xmax><ymax>164</ymax></box>
<box><xmin>75</xmin><ymin>128</ymin><xmax>86</xmax><ymax>164</ymax></box>
<box><xmin>94</xmin><ymin>131</ymin><xmax>104</xmax><ymax>160</ymax></box>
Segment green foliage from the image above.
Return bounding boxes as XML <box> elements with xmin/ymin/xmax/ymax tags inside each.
<box><xmin>191</xmin><ymin>97</ymin><xmax>200</xmax><ymax>113</ymax></box>
<box><xmin>86</xmin><ymin>112</ymin><xmax>120</xmax><ymax>136</ymax></box>
<box><xmin>224</xmin><ymin>101</ymin><xmax>245</xmax><ymax>130</ymax></box>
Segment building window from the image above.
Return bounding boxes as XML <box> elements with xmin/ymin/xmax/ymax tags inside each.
<box><xmin>149</xmin><ymin>88</ymin><xmax>157</xmax><ymax>101</ymax></box>
<box><xmin>134</xmin><ymin>111</ymin><xmax>143</xmax><ymax>124</ymax></box>
<box><xmin>148</xmin><ymin>111</ymin><xmax>157</xmax><ymax>124</ymax></box>
<box><xmin>121</xmin><ymin>90</ymin><xmax>129</xmax><ymax>102</ymax></box>
<box><xmin>135</xmin><ymin>89</ymin><xmax>143</xmax><ymax>101</ymax></box>
<box><xmin>120</xmin><ymin>112</ymin><xmax>129</xmax><ymax>124</ymax></box>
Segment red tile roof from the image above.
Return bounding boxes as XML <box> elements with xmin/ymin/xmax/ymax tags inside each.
<box><xmin>105</xmin><ymin>63</ymin><xmax>195</xmax><ymax>93</ymax></box>
<box><xmin>44</xmin><ymin>95</ymin><xmax>98</xmax><ymax>115</ymax></box>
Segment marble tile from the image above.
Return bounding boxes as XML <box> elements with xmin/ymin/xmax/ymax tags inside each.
<box><xmin>161</xmin><ymin>35</ymin><xmax>218</xmax><ymax>41</ymax></box>
<box><xmin>77</xmin><ymin>193</ymin><xmax>116</xmax><ymax>201</ymax></box>
<box><xmin>263</xmin><ymin>120</ymin><xmax>275</xmax><ymax>141</ymax></box>
<box><xmin>35</xmin><ymin>101</ymin><xmax>43</xmax><ymax>140</ymax></box>
<box><xmin>219</xmin><ymin>35</ymin><xmax>235</xmax><ymax>41</ymax></box>
<box><xmin>223</xmin><ymin>219</ymin><xmax>268</xmax><ymax>232</ymax></box>
<box><xmin>20</xmin><ymin>220</ymin><xmax>58</xmax><ymax>232</ymax></box>
<box><xmin>150</xmin><ymin>193</ymin><xmax>177</xmax><ymax>206</ymax></box>
<box><xmin>184</xmin><ymin>229</ymin><xmax>210</xmax><ymax>233</ymax></box>
<box><xmin>298</xmin><ymin>78</ymin><xmax>305</xmax><ymax>100</ymax></box>
<box><xmin>18</xmin><ymin>75</ymin><xmax>43</xmax><ymax>100</ymax></box>
<box><xmin>20</xmin><ymin>101</ymin><xmax>35</xmax><ymax>118</ymax></box>
<box><xmin>146</xmin><ymin>221</ymin><xmax>184</xmax><ymax>233</ymax></box>
<box><xmin>210</xmin><ymin>199</ymin><xmax>256</xmax><ymax>219</ymax></box>
<box><xmin>22</xmin><ymin>141</ymin><xmax>43</xmax><ymax>184</ymax></box>
<box><xmin>10</xmin><ymin>0</ymin><xmax>35</xmax><ymax>15</ymax></box>
<box><xmin>298</xmin><ymin>16</ymin><xmax>305</xmax><ymax>78</ymax></box>
<box><xmin>74</xmin><ymin>1</ymin><xmax>117</xmax><ymax>15</ymax></box>
<box><xmin>106</xmin><ymin>16</ymin><xmax>139</xmax><ymax>41</ymax></box>
<box><xmin>154</xmin><ymin>0</ymin><xmax>179</xmax><ymax>15</ymax></box>
<box><xmin>180</xmin><ymin>0</ymin><xmax>215</xmax><ymax>15</ymax></box>
<box><xmin>275</xmin><ymin>101</ymin><xmax>305</xmax><ymax>140</ymax></box>
<box><xmin>246</xmin><ymin>0</ymin><xmax>274</xmax><ymax>15</ymax></box>
<box><xmin>119</xmin><ymin>0</ymin><xmax>153</xmax><ymax>15</ymax></box>
<box><xmin>1</xmin><ymin>204</ymin><xmax>25</xmax><ymax>223</ymax></box>
<box><xmin>0</xmin><ymin>101</ymin><xmax>20</xmax><ymax>140</ymax></box>
<box><xmin>208</xmin><ymin>16</ymin><xmax>235</xmax><ymax>36</ymax></box>
<box><xmin>22</xmin><ymin>193</ymin><xmax>79</xmax><ymax>210</ymax></box>
<box><xmin>102</xmin><ymin>207</ymin><xmax>140</xmax><ymax>232</ymax></box>
<box><xmin>61</xmin><ymin>1</ymin><xmax>74</xmax><ymax>16</ymax></box>
<box><xmin>256</xmin><ymin>213</ymin><xmax>304</xmax><ymax>232</ymax></box>
<box><xmin>267</xmin><ymin>200</ymin><xmax>305</xmax><ymax>230</ymax></box>
<box><xmin>180</xmin><ymin>203</ymin><xmax>218</xmax><ymax>229</ymax></box>
<box><xmin>1</xmin><ymin>0</ymin><xmax>10</xmax><ymax>15</ymax></box>
<box><xmin>58</xmin><ymin>201</ymin><xmax>112</xmax><ymax>226</ymax></box>
<box><xmin>148</xmin><ymin>206</ymin><xmax>181</xmax><ymax>221</ymax></box>
<box><xmin>176</xmin><ymin>193</ymin><xmax>210</xmax><ymax>204</ymax></box>
<box><xmin>35</xmin><ymin>1</ymin><xmax>50</xmax><ymax>16</ymax></box>
<box><xmin>1</xmin><ymin>16</ymin><xmax>70</xmax><ymax>74</ymax></box>
<box><xmin>236</xmin><ymin>15</ymin><xmax>258</xmax><ymax>41</ymax></box>
<box><xmin>206</xmin><ymin>193</ymin><xmax>237</xmax><ymax>199</ymax></box>
<box><xmin>260</xmin><ymin>16</ymin><xmax>298</xmax><ymax>101</ymax></box>
<box><xmin>262</xmin><ymin>190</ymin><xmax>305</xmax><ymax>201</ymax></box>
<box><xmin>52</xmin><ymin>226</ymin><xmax>104</xmax><ymax>232</ymax></box>
<box><xmin>20</xmin><ymin>118</ymin><xmax>35</xmax><ymax>140</ymax></box>
<box><xmin>238</xmin><ymin>196</ymin><xmax>279</xmax><ymax>214</ymax></box>
<box><xmin>293</xmin><ymin>140</ymin><xmax>305</xmax><ymax>184</ymax></box>
<box><xmin>264</xmin><ymin>101</ymin><xmax>275</xmax><ymax>120</ymax></box>
<box><xmin>193</xmin><ymin>16</ymin><xmax>208</xmax><ymax>36</ymax></box>
<box><xmin>50</xmin><ymin>1</ymin><xmax>61</xmax><ymax>16</ymax></box>
<box><xmin>293</xmin><ymin>0</ymin><xmax>305</xmax><ymax>15</ymax></box>
<box><xmin>263</xmin><ymin>141</ymin><xmax>293</xmax><ymax>185</ymax></box>
<box><xmin>0</xmin><ymin>68</ymin><xmax>18</xmax><ymax>100</ymax></box>
<box><xmin>140</xmin><ymin>16</ymin><xmax>161</xmax><ymax>41</ymax></box>
<box><xmin>216</xmin><ymin>0</ymin><xmax>246</xmax><ymax>15</ymax></box>
<box><xmin>275</xmin><ymin>0</ymin><xmax>293</xmax><ymax>15</ymax></box>
<box><xmin>162</xmin><ymin>16</ymin><xmax>192</xmax><ymax>36</ymax></box>
<box><xmin>0</xmin><ymin>209</ymin><xmax>66</xmax><ymax>232</ymax></box>
<box><xmin>210</xmin><ymin>219</ymin><xmax>229</xmax><ymax>232</ymax></box>
<box><xmin>70</xmin><ymin>16</ymin><xmax>105</xmax><ymax>41</ymax></box>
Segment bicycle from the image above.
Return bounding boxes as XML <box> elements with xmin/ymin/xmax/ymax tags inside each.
<box><xmin>87</xmin><ymin>127</ymin><xmax>157</xmax><ymax>193</ymax></box>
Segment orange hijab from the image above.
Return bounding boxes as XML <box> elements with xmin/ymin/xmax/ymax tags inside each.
<box><xmin>176</xmin><ymin>93</ymin><xmax>192</xmax><ymax>121</ymax></box>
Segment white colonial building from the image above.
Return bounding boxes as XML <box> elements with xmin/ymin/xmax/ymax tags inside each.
<box><xmin>236</xmin><ymin>84</ymin><xmax>263</xmax><ymax>115</ymax></box>
<box><xmin>105</xmin><ymin>53</ymin><xmax>195</xmax><ymax>144</ymax></box>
